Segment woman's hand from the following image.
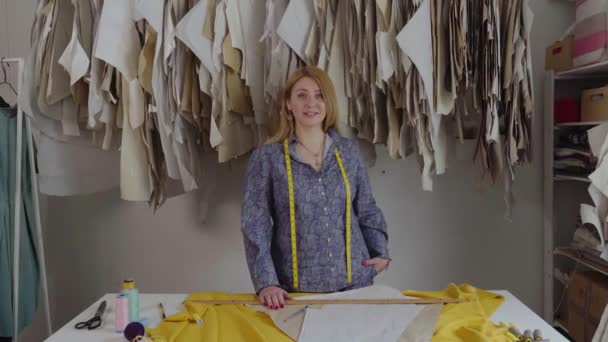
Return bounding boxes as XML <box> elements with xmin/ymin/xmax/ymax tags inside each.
<box><xmin>362</xmin><ymin>257</ymin><xmax>391</xmax><ymax>273</ymax></box>
<box><xmin>258</xmin><ymin>286</ymin><xmax>292</xmax><ymax>310</ymax></box>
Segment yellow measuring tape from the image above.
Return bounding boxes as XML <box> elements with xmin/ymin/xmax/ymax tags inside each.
<box><xmin>284</xmin><ymin>139</ymin><xmax>352</xmax><ymax>290</ymax></box>
<box><xmin>284</xmin><ymin>141</ymin><xmax>299</xmax><ymax>288</ymax></box>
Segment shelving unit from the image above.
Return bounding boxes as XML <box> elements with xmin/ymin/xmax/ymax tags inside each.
<box><xmin>556</xmin><ymin>60</ymin><xmax>608</xmax><ymax>79</ymax></box>
<box><xmin>554</xmin><ymin>247</ymin><xmax>608</xmax><ymax>277</ymax></box>
<box><xmin>554</xmin><ymin>121</ymin><xmax>605</xmax><ymax>128</ymax></box>
<box><xmin>554</xmin><ymin>319</ymin><xmax>570</xmax><ymax>335</ymax></box>
<box><xmin>544</xmin><ymin>63</ymin><xmax>608</xmax><ymax>324</ymax></box>
<box><xmin>553</xmin><ymin>175</ymin><xmax>591</xmax><ymax>183</ymax></box>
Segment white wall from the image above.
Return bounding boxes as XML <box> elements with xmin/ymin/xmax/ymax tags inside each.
<box><xmin>0</xmin><ymin>1</ymin><xmax>574</xmax><ymax>340</ymax></box>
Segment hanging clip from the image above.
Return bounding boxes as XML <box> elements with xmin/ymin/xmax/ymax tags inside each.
<box><xmin>0</xmin><ymin>57</ymin><xmax>17</xmax><ymax>96</ymax></box>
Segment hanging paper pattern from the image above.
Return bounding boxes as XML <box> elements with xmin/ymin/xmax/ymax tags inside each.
<box><xmin>26</xmin><ymin>0</ymin><xmax>534</xmax><ymax>211</ymax></box>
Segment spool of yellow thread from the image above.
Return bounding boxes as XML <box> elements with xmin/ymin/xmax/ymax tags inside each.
<box><xmin>505</xmin><ymin>332</ymin><xmax>518</xmax><ymax>341</ymax></box>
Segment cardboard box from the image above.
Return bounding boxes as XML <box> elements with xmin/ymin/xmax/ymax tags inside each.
<box><xmin>568</xmin><ymin>309</ymin><xmax>586</xmax><ymax>342</ymax></box>
<box><xmin>574</xmin><ymin>1</ymin><xmax>608</xmax><ymax>67</ymax></box>
<box><xmin>569</xmin><ymin>271</ymin><xmax>592</xmax><ymax>312</ymax></box>
<box><xmin>567</xmin><ymin>271</ymin><xmax>608</xmax><ymax>341</ymax></box>
<box><xmin>545</xmin><ymin>35</ymin><xmax>574</xmax><ymax>72</ymax></box>
<box><xmin>581</xmin><ymin>86</ymin><xmax>608</xmax><ymax>122</ymax></box>
<box><xmin>555</xmin><ymin>98</ymin><xmax>580</xmax><ymax>123</ymax></box>
<box><xmin>589</xmin><ymin>281</ymin><xmax>608</xmax><ymax>322</ymax></box>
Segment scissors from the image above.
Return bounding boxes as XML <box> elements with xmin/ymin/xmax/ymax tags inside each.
<box><xmin>75</xmin><ymin>300</ymin><xmax>106</xmax><ymax>330</ymax></box>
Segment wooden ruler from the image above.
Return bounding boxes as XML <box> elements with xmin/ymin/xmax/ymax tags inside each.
<box><xmin>187</xmin><ymin>298</ymin><xmax>466</xmax><ymax>305</ymax></box>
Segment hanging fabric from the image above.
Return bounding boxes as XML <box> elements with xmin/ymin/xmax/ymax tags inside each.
<box><xmin>0</xmin><ymin>105</ymin><xmax>40</xmax><ymax>338</ymax></box>
<box><xmin>26</xmin><ymin>0</ymin><xmax>535</xmax><ymax>212</ymax></box>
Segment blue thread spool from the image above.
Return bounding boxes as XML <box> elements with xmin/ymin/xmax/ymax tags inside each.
<box><xmin>121</xmin><ymin>279</ymin><xmax>140</xmax><ymax>322</ymax></box>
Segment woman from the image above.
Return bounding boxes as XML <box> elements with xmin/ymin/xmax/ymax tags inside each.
<box><xmin>241</xmin><ymin>66</ymin><xmax>390</xmax><ymax>310</ymax></box>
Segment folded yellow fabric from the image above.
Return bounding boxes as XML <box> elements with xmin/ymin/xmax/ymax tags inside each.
<box><xmin>147</xmin><ymin>284</ymin><xmax>510</xmax><ymax>342</ymax></box>
<box><xmin>404</xmin><ymin>283</ymin><xmax>511</xmax><ymax>342</ymax></box>
<box><xmin>147</xmin><ymin>292</ymin><xmax>294</xmax><ymax>342</ymax></box>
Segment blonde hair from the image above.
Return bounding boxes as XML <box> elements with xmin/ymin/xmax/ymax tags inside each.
<box><xmin>267</xmin><ymin>66</ymin><xmax>339</xmax><ymax>144</ymax></box>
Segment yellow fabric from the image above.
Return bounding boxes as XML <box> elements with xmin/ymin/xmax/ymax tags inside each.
<box><xmin>147</xmin><ymin>293</ymin><xmax>299</xmax><ymax>342</ymax></box>
<box><xmin>147</xmin><ymin>284</ymin><xmax>514</xmax><ymax>342</ymax></box>
<box><xmin>404</xmin><ymin>283</ymin><xmax>512</xmax><ymax>342</ymax></box>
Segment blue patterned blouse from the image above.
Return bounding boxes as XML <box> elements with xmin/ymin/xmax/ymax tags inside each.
<box><xmin>241</xmin><ymin>128</ymin><xmax>389</xmax><ymax>293</ymax></box>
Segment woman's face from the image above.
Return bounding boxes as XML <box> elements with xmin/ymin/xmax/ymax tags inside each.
<box><xmin>286</xmin><ymin>76</ymin><xmax>326</xmax><ymax>130</ymax></box>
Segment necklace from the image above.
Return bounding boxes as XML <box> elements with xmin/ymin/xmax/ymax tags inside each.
<box><xmin>298</xmin><ymin>136</ymin><xmax>325</xmax><ymax>169</ymax></box>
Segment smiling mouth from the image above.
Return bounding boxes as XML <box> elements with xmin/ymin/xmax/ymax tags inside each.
<box><xmin>303</xmin><ymin>112</ymin><xmax>320</xmax><ymax>117</ymax></box>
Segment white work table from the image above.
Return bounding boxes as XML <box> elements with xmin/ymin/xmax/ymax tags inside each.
<box><xmin>45</xmin><ymin>291</ymin><xmax>568</xmax><ymax>341</ymax></box>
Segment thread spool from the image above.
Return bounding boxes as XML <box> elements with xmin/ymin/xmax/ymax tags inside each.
<box><xmin>124</xmin><ymin>321</ymin><xmax>146</xmax><ymax>341</ymax></box>
<box><xmin>115</xmin><ymin>294</ymin><xmax>129</xmax><ymax>333</ymax></box>
<box><xmin>505</xmin><ymin>332</ymin><xmax>518</xmax><ymax>341</ymax></box>
<box><xmin>508</xmin><ymin>326</ymin><xmax>523</xmax><ymax>341</ymax></box>
<box><xmin>122</xmin><ymin>279</ymin><xmax>140</xmax><ymax>322</ymax></box>
<box><xmin>523</xmin><ymin>329</ymin><xmax>533</xmax><ymax>342</ymax></box>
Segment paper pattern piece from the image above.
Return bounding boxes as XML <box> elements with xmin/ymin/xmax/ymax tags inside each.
<box><xmin>581</xmin><ymin>203</ymin><xmax>605</xmax><ymax>247</ymax></box>
<box><xmin>25</xmin><ymin>0</ymin><xmax>536</xmax><ymax>211</ymax></box>
<box><xmin>277</xmin><ymin>0</ymin><xmax>315</xmax><ymax>62</ymax></box>
<box><xmin>297</xmin><ymin>286</ymin><xmax>424</xmax><ymax>342</ymax></box>
<box><xmin>94</xmin><ymin>0</ymin><xmax>140</xmax><ymax>81</ymax></box>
